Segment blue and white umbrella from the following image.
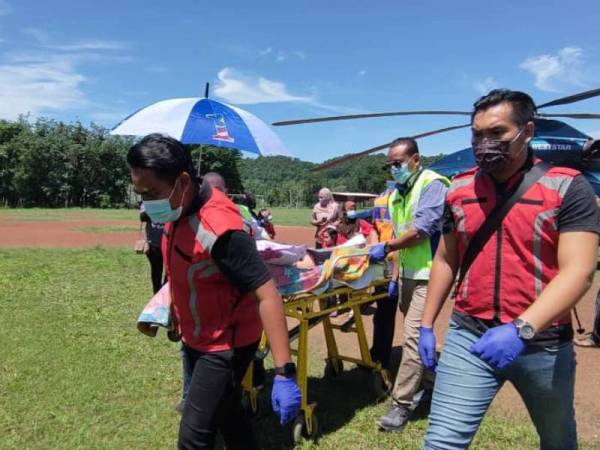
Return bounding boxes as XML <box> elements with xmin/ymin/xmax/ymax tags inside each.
<box><xmin>110</xmin><ymin>97</ymin><xmax>291</xmax><ymax>157</ymax></box>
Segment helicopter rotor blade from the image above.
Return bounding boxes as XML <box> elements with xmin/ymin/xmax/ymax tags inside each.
<box><xmin>311</xmin><ymin>123</ymin><xmax>471</xmax><ymax>172</ymax></box>
<box><xmin>537</xmin><ymin>88</ymin><xmax>600</xmax><ymax>109</ymax></box>
<box><xmin>411</xmin><ymin>123</ymin><xmax>471</xmax><ymax>139</ymax></box>
<box><xmin>537</xmin><ymin>112</ymin><xmax>600</xmax><ymax>119</ymax></box>
<box><xmin>272</xmin><ymin>110</ymin><xmax>471</xmax><ymax>127</ymax></box>
<box><xmin>311</xmin><ymin>142</ymin><xmax>391</xmax><ymax>172</ymax></box>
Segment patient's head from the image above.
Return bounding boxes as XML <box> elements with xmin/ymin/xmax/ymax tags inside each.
<box><xmin>322</xmin><ymin>226</ymin><xmax>338</xmax><ymax>247</ymax></box>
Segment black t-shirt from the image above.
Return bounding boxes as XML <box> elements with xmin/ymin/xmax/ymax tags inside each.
<box><xmin>444</xmin><ymin>173</ymin><xmax>600</xmax><ymax>345</ymax></box>
<box><xmin>140</xmin><ymin>211</ymin><xmax>164</xmax><ymax>248</ymax></box>
<box><xmin>211</xmin><ymin>230</ymin><xmax>272</xmax><ymax>294</ymax></box>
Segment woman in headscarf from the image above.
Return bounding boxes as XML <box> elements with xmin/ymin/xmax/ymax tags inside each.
<box><xmin>310</xmin><ymin>187</ymin><xmax>339</xmax><ymax>248</ymax></box>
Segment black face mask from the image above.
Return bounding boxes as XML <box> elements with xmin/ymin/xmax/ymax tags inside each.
<box><xmin>472</xmin><ymin>128</ymin><xmax>525</xmax><ymax>173</ymax></box>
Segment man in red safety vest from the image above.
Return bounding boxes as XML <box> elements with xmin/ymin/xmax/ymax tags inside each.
<box><xmin>128</xmin><ymin>134</ymin><xmax>300</xmax><ymax>450</ymax></box>
<box><xmin>419</xmin><ymin>90</ymin><xmax>600</xmax><ymax>449</ymax></box>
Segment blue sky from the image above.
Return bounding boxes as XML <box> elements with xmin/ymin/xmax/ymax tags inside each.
<box><xmin>0</xmin><ymin>0</ymin><xmax>599</xmax><ymax>162</ymax></box>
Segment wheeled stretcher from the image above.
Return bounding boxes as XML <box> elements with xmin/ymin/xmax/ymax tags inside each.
<box><xmin>136</xmin><ymin>245</ymin><xmax>393</xmax><ymax>443</ymax></box>
<box><xmin>242</xmin><ymin>252</ymin><xmax>393</xmax><ymax>443</ymax></box>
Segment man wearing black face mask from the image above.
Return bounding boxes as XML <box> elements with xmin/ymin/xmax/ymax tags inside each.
<box><xmin>419</xmin><ymin>90</ymin><xmax>600</xmax><ymax>449</ymax></box>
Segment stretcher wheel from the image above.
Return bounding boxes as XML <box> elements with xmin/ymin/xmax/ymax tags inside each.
<box><xmin>373</xmin><ymin>371</ymin><xmax>391</xmax><ymax>400</ymax></box>
<box><xmin>292</xmin><ymin>413</ymin><xmax>319</xmax><ymax>443</ymax></box>
<box><xmin>324</xmin><ymin>358</ymin><xmax>343</xmax><ymax>378</ymax></box>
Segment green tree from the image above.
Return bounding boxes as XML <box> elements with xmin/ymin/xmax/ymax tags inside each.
<box><xmin>189</xmin><ymin>145</ymin><xmax>245</xmax><ymax>193</ymax></box>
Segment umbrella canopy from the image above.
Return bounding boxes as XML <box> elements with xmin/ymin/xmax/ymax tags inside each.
<box><xmin>111</xmin><ymin>97</ymin><xmax>291</xmax><ymax>157</ymax></box>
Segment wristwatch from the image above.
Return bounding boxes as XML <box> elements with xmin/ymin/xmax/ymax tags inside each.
<box><xmin>274</xmin><ymin>362</ymin><xmax>297</xmax><ymax>378</ymax></box>
<box><xmin>512</xmin><ymin>318</ymin><xmax>536</xmax><ymax>341</ymax></box>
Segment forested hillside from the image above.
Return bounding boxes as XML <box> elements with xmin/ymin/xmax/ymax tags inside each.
<box><xmin>0</xmin><ymin>118</ymin><xmax>445</xmax><ymax>208</ymax></box>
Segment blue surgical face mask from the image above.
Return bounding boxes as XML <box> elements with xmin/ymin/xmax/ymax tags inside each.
<box><xmin>142</xmin><ymin>179</ymin><xmax>183</xmax><ymax>224</ymax></box>
<box><xmin>346</xmin><ymin>210</ymin><xmax>358</xmax><ymax>220</ymax></box>
<box><xmin>390</xmin><ymin>163</ymin><xmax>411</xmax><ymax>184</ymax></box>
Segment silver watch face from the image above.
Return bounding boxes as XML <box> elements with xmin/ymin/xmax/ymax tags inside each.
<box><xmin>520</xmin><ymin>324</ymin><xmax>535</xmax><ymax>340</ymax></box>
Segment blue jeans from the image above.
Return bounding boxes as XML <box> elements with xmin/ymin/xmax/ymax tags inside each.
<box><xmin>424</xmin><ymin>321</ymin><xmax>577</xmax><ymax>450</ymax></box>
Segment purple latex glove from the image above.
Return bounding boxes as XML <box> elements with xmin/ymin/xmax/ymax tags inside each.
<box><xmin>272</xmin><ymin>376</ymin><xmax>301</xmax><ymax>425</ymax></box>
<box><xmin>369</xmin><ymin>243</ymin><xmax>386</xmax><ymax>262</ymax></box>
<box><xmin>470</xmin><ymin>323</ymin><xmax>525</xmax><ymax>369</ymax></box>
<box><xmin>418</xmin><ymin>326</ymin><xmax>437</xmax><ymax>371</ymax></box>
<box><xmin>388</xmin><ymin>280</ymin><xmax>399</xmax><ymax>300</ymax></box>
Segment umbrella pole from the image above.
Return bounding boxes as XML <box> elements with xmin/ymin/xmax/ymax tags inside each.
<box><xmin>197</xmin><ymin>146</ymin><xmax>203</xmax><ymax>178</ymax></box>
<box><xmin>196</xmin><ymin>82</ymin><xmax>209</xmax><ymax>179</ymax></box>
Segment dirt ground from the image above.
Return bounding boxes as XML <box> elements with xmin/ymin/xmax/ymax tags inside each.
<box><xmin>2</xmin><ymin>217</ymin><xmax>599</xmax><ymax>441</ymax></box>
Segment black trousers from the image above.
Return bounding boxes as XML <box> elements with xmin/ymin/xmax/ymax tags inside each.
<box><xmin>146</xmin><ymin>246</ymin><xmax>163</xmax><ymax>294</ymax></box>
<box><xmin>178</xmin><ymin>341</ymin><xmax>259</xmax><ymax>450</ymax></box>
<box><xmin>371</xmin><ymin>283</ymin><xmax>399</xmax><ymax>368</ymax></box>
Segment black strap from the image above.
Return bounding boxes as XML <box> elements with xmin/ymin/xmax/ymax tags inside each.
<box><xmin>456</xmin><ymin>162</ymin><xmax>551</xmax><ymax>287</ymax></box>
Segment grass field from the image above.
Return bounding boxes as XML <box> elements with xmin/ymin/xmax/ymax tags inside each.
<box><xmin>0</xmin><ymin>208</ymin><xmax>139</xmax><ymax>222</ymax></box>
<box><xmin>0</xmin><ymin>207</ymin><xmax>313</xmax><ymax>227</ymax></box>
<box><xmin>268</xmin><ymin>207</ymin><xmax>312</xmax><ymax>227</ymax></box>
<box><xmin>2</xmin><ymin>247</ymin><xmax>593</xmax><ymax>449</ymax></box>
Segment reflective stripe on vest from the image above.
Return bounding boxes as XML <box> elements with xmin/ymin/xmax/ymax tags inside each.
<box><xmin>187</xmin><ymin>215</ymin><xmax>220</xmax><ymax>337</ymax></box>
<box><xmin>388</xmin><ymin>168</ymin><xmax>449</xmax><ymax>280</ymax></box>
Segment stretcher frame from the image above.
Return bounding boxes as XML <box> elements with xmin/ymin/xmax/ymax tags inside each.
<box><xmin>243</xmin><ymin>254</ymin><xmax>392</xmax><ymax>442</ymax></box>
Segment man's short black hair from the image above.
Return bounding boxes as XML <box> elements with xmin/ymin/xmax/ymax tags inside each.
<box><xmin>243</xmin><ymin>193</ymin><xmax>257</xmax><ymax>210</ymax></box>
<box><xmin>127</xmin><ymin>133</ymin><xmax>196</xmax><ymax>183</ymax></box>
<box><xmin>389</xmin><ymin>137</ymin><xmax>419</xmax><ymax>156</ymax></box>
<box><xmin>472</xmin><ymin>89</ymin><xmax>537</xmax><ymax>127</ymax></box>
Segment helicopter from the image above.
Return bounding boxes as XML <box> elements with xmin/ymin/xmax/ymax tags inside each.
<box><xmin>272</xmin><ymin>88</ymin><xmax>600</xmax><ymax>194</ymax></box>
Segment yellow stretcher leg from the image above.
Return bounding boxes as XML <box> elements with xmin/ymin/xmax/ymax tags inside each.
<box><xmin>240</xmin><ymin>354</ymin><xmax>260</xmax><ymax>415</ymax></box>
<box><xmin>320</xmin><ymin>297</ymin><xmax>343</xmax><ymax>375</ymax></box>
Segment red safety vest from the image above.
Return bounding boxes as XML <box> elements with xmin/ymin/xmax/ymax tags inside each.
<box><xmin>162</xmin><ymin>187</ymin><xmax>262</xmax><ymax>352</ymax></box>
<box><xmin>447</xmin><ymin>160</ymin><xmax>579</xmax><ymax>325</ymax></box>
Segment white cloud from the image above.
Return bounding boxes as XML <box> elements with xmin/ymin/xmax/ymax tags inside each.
<box><xmin>214</xmin><ymin>67</ymin><xmax>313</xmax><ymax>104</ymax></box>
<box><xmin>22</xmin><ymin>27</ymin><xmax>128</xmax><ymax>52</ymax></box>
<box><xmin>0</xmin><ymin>0</ymin><xmax>11</xmax><ymax>16</ymax></box>
<box><xmin>358</xmin><ymin>70</ymin><xmax>367</xmax><ymax>76</ymax></box>
<box><xmin>0</xmin><ymin>28</ymin><xmax>133</xmax><ymax>121</ymax></box>
<box><xmin>519</xmin><ymin>47</ymin><xmax>587</xmax><ymax>93</ymax></box>
<box><xmin>213</xmin><ymin>68</ymin><xmax>359</xmax><ymax>114</ymax></box>
<box><xmin>257</xmin><ymin>47</ymin><xmax>307</xmax><ymax>63</ymax></box>
<box><xmin>0</xmin><ymin>55</ymin><xmax>86</xmax><ymax>120</ymax></box>
<box><xmin>275</xmin><ymin>51</ymin><xmax>287</xmax><ymax>63</ymax></box>
<box><xmin>22</xmin><ymin>27</ymin><xmax>49</xmax><ymax>43</ymax></box>
<box><xmin>44</xmin><ymin>40</ymin><xmax>128</xmax><ymax>51</ymax></box>
<box><xmin>474</xmin><ymin>76</ymin><xmax>498</xmax><ymax>95</ymax></box>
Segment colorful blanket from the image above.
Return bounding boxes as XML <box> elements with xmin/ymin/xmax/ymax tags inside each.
<box><xmin>137</xmin><ymin>244</ymin><xmax>378</xmax><ymax>335</ymax></box>
<box><xmin>269</xmin><ymin>245</ymin><xmax>373</xmax><ymax>296</ymax></box>
<box><xmin>137</xmin><ymin>282</ymin><xmax>170</xmax><ymax>337</ymax></box>
<box><xmin>256</xmin><ymin>240</ymin><xmax>307</xmax><ymax>266</ymax></box>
